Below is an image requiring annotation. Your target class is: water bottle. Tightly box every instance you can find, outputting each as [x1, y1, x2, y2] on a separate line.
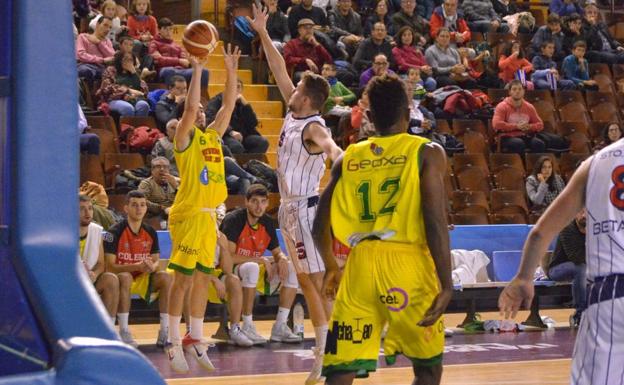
[293, 303, 305, 339]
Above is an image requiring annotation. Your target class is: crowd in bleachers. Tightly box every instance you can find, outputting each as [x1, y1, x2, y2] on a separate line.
[75, 0, 624, 234]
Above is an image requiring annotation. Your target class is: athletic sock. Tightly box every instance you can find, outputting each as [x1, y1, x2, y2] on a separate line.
[242, 314, 253, 327]
[117, 313, 129, 332]
[159, 313, 169, 331]
[276, 307, 290, 325]
[169, 315, 182, 345]
[314, 325, 328, 351]
[190, 317, 204, 340]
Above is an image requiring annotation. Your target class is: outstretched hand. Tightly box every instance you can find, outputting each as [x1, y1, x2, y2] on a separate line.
[222, 43, 241, 72]
[246, 3, 269, 33]
[498, 277, 534, 319]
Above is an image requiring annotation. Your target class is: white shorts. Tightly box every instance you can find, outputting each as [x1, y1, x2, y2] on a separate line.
[278, 196, 325, 275]
[571, 278, 624, 385]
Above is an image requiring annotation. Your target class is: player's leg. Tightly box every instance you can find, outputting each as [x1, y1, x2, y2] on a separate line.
[182, 268, 216, 371]
[152, 271, 172, 347]
[237, 262, 267, 344]
[271, 261, 302, 343]
[167, 270, 193, 373]
[412, 364, 442, 385]
[116, 272, 138, 347]
[224, 273, 253, 347]
[309, 271, 332, 321]
[95, 271, 119, 324]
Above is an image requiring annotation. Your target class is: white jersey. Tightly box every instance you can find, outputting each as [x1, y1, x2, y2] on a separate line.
[277, 112, 328, 199]
[586, 139, 624, 280]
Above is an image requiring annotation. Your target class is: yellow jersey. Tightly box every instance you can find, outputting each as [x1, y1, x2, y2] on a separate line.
[331, 133, 429, 247]
[169, 126, 227, 223]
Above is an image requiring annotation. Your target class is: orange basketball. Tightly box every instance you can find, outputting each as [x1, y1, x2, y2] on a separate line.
[182, 20, 219, 58]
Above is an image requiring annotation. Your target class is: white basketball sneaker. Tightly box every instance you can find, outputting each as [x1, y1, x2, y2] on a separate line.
[270, 322, 303, 343]
[305, 346, 325, 385]
[182, 334, 216, 372]
[229, 325, 254, 347]
[167, 344, 189, 373]
[241, 323, 267, 345]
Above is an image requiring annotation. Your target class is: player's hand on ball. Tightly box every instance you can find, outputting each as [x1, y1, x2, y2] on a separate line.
[247, 3, 269, 32]
[418, 288, 452, 327]
[322, 269, 342, 300]
[498, 277, 534, 319]
[222, 43, 241, 72]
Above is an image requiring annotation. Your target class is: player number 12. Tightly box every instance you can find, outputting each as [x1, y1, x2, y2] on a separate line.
[356, 178, 400, 221]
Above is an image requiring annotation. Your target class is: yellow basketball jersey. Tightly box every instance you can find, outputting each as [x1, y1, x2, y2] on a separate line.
[170, 126, 227, 222]
[331, 133, 429, 247]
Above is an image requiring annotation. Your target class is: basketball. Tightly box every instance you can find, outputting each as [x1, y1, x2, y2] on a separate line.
[182, 20, 219, 58]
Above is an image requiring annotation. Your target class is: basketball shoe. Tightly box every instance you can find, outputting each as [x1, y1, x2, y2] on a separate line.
[182, 333, 216, 371]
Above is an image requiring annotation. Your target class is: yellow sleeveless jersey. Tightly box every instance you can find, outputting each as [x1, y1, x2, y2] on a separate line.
[169, 126, 227, 222]
[331, 133, 429, 247]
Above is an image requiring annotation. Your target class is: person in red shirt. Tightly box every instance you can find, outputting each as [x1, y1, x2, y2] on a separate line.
[283, 18, 333, 83]
[220, 184, 302, 344]
[429, 0, 471, 47]
[104, 190, 172, 348]
[149, 17, 209, 87]
[127, 0, 157, 43]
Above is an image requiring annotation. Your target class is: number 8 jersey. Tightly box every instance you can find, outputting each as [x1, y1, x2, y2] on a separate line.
[331, 133, 430, 248]
[586, 139, 624, 280]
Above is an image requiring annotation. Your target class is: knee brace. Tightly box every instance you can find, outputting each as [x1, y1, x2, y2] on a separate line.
[238, 262, 260, 288]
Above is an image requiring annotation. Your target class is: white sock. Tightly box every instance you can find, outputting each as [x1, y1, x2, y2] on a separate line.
[314, 325, 328, 351]
[169, 315, 182, 345]
[185, 316, 191, 334]
[276, 307, 290, 325]
[242, 314, 253, 327]
[160, 313, 169, 331]
[190, 317, 204, 340]
[117, 313, 129, 332]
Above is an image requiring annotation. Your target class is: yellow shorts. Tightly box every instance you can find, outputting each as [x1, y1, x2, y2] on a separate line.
[168, 210, 217, 275]
[323, 240, 444, 378]
[131, 272, 158, 304]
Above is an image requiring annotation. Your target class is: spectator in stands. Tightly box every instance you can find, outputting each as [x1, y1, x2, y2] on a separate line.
[284, 19, 333, 80]
[322, 63, 356, 116]
[78, 104, 101, 155]
[127, 0, 157, 44]
[492, 79, 545, 154]
[391, 0, 429, 42]
[89, 0, 124, 45]
[137, 156, 178, 219]
[104, 190, 172, 348]
[205, 79, 269, 154]
[531, 40, 576, 90]
[549, 0, 583, 17]
[155, 75, 187, 132]
[461, 0, 509, 33]
[562, 41, 599, 91]
[425, 28, 475, 88]
[118, 35, 156, 81]
[288, 0, 328, 38]
[405, 70, 437, 136]
[149, 17, 209, 87]
[359, 53, 396, 89]
[417, 0, 435, 20]
[265, 0, 290, 52]
[220, 184, 303, 344]
[594, 122, 623, 152]
[97, 51, 150, 116]
[328, 0, 364, 58]
[351, 89, 377, 141]
[364, 0, 395, 37]
[546, 209, 586, 328]
[582, 4, 624, 64]
[429, 0, 471, 49]
[79, 194, 119, 325]
[491, 0, 522, 19]
[526, 156, 565, 213]
[76, 16, 115, 83]
[562, 13, 585, 56]
[498, 40, 534, 89]
[392, 26, 437, 91]
[530, 14, 565, 61]
[353, 22, 394, 73]
[151, 119, 179, 176]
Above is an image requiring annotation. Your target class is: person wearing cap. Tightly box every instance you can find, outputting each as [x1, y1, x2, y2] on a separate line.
[219, 184, 303, 344]
[288, 0, 329, 38]
[148, 17, 209, 87]
[284, 18, 333, 81]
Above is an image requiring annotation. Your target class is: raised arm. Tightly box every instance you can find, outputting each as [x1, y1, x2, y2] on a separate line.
[175, 56, 204, 151]
[207, 44, 241, 137]
[247, 4, 295, 102]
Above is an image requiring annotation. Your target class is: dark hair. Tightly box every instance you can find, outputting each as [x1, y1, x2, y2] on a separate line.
[532, 156, 557, 191]
[503, 40, 525, 59]
[602, 122, 623, 145]
[130, 0, 152, 16]
[365, 74, 409, 135]
[158, 17, 173, 28]
[546, 14, 560, 25]
[97, 16, 113, 25]
[573, 40, 587, 50]
[118, 35, 133, 46]
[245, 183, 269, 200]
[168, 75, 186, 88]
[436, 27, 450, 37]
[375, 0, 389, 13]
[394, 26, 418, 48]
[301, 72, 330, 111]
[540, 39, 555, 50]
[113, 51, 136, 74]
[508, 79, 524, 91]
[563, 13, 582, 28]
[126, 190, 146, 203]
[79, 194, 91, 203]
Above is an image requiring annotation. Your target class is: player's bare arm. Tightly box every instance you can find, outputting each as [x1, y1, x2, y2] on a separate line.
[303, 122, 343, 161]
[175, 56, 205, 151]
[499, 157, 590, 319]
[208, 44, 241, 137]
[105, 253, 148, 274]
[418, 142, 453, 327]
[91, 242, 106, 277]
[312, 155, 344, 300]
[246, 3, 295, 102]
[271, 248, 289, 281]
[217, 232, 236, 276]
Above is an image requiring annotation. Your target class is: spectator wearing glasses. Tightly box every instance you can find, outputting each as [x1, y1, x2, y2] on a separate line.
[359, 53, 396, 89]
[353, 22, 395, 72]
[430, 0, 471, 49]
[138, 156, 179, 219]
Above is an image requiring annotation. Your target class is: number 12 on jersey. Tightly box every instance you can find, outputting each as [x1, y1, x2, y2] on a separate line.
[356, 177, 400, 221]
